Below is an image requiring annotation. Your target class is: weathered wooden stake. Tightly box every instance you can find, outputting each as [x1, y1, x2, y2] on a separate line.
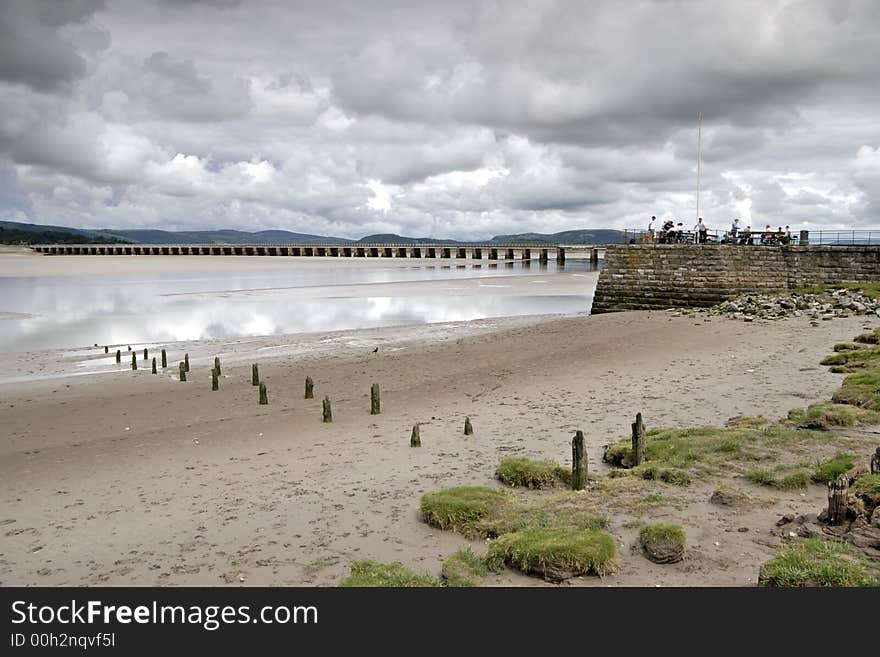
[370, 383, 380, 415]
[631, 412, 646, 466]
[872, 447, 880, 475]
[305, 376, 314, 399]
[259, 381, 268, 405]
[322, 396, 332, 423]
[161, 349, 167, 368]
[410, 423, 421, 447]
[214, 356, 221, 376]
[131, 352, 137, 371]
[143, 347, 148, 361]
[212, 368, 219, 391]
[464, 417, 473, 435]
[104, 346, 108, 354]
[826, 473, 849, 525]
[184, 353, 190, 372]
[151, 357, 157, 374]
[179, 362, 186, 382]
[252, 363, 260, 386]
[115, 349, 121, 364]
[572, 430, 588, 490]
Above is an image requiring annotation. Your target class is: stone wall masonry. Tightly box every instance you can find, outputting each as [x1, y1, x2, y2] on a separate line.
[591, 244, 880, 313]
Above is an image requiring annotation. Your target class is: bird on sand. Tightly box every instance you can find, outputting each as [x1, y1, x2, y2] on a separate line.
[373, 347, 379, 353]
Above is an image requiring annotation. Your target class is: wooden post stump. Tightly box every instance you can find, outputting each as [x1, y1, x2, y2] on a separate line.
[252, 364, 259, 386]
[184, 353, 190, 372]
[161, 349, 167, 368]
[572, 430, 588, 490]
[322, 396, 332, 423]
[143, 347, 148, 361]
[826, 473, 849, 525]
[410, 423, 421, 447]
[212, 368, 219, 391]
[370, 383, 380, 415]
[179, 362, 186, 382]
[131, 353, 137, 371]
[214, 356, 221, 376]
[464, 417, 473, 435]
[115, 349, 121, 364]
[305, 376, 314, 399]
[631, 412, 646, 466]
[872, 447, 880, 475]
[151, 357, 157, 374]
[259, 382, 268, 405]
[104, 346, 108, 354]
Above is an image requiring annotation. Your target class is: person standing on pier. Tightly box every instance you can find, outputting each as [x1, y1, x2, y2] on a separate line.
[694, 217, 708, 243]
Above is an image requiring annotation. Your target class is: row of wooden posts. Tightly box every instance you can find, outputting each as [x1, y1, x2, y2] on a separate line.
[106, 343, 477, 438]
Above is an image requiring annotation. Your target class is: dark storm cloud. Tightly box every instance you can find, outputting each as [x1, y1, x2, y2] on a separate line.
[0, 0, 879, 236]
[0, 0, 105, 90]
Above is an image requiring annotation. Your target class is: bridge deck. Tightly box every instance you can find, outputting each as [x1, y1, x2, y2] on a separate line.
[30, 243, 605, 263]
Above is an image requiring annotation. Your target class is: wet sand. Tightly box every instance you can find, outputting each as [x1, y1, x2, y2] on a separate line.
[2, 291, 877, 586]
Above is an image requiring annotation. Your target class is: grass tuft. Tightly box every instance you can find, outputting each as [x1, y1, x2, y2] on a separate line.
[747, 468, 810, 489]
[833, 343, 865, 352]
[486, 527, 616, 581]
[852, 474, 880, 508]
[759, 538, 880, 587]
[420, 486, 514, 537]
[496, 456, 570, 489]
[811, 453, 855, 483]
[441, 547, 498, 587]
[639, 523, 686, 564]
[340, 561, 441, 587]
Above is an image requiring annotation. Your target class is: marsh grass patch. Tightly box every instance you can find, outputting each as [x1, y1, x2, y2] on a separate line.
[340, 561, 441, 587]
[420, 486, 606, 539]
[794, 403, 880, 429]
[496, 456, 570, 489]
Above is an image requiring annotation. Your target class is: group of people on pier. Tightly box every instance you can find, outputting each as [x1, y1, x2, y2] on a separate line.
[646, 217, 794, 245]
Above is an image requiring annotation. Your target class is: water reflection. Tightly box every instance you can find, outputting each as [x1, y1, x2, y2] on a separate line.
[0, 261, 597, 352]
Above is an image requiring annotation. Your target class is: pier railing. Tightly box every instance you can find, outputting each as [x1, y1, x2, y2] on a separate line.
[623, 229, 880, 246]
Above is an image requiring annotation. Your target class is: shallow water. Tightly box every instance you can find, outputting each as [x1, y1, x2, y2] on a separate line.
[0, 260, 597, 352]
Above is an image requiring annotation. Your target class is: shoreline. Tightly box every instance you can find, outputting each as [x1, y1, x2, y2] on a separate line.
[2, 308, 877, 586]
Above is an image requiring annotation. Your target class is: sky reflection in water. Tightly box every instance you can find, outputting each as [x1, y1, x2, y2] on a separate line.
[0, 261, 596, 352]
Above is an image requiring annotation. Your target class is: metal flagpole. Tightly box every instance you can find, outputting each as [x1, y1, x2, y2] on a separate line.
[696, 112, 702, 222]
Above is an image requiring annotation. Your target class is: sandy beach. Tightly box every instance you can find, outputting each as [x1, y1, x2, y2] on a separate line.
[2, 249, 878, 588]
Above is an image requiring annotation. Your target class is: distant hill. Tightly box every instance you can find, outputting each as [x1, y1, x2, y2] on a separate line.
[97, 228, 352, 245]
[489, 229, 625, 244]
[0, 221, 130, 245]
[356, 234, 465, 244]
[1, 220, 625, 246]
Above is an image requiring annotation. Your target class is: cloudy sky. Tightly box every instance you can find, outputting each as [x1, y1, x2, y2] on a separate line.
[1, 0, 879, 239]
